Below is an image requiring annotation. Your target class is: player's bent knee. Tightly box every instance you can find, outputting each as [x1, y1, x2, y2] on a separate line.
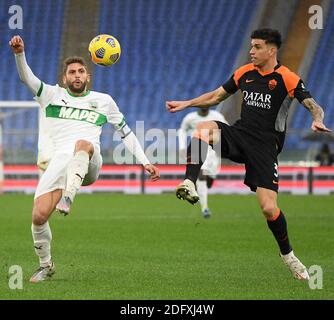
[194, 121, 218, 144]
[260, 204, 277, 218]
[75, 139, 92, 150]
[32, 211, 48, 225]
[32, 202, 52, 225]
[195, 121, 218, 131]
[75, 140, 94, 157]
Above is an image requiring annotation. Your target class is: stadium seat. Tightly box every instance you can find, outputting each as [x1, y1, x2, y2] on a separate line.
[286, 1, 334, 150]
[1, 0, 257, 156]
[0, 0, 64, 155]
[94, 0, 258, 149]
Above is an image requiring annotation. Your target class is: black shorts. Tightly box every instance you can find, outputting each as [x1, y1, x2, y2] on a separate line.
[214, 121, 279, 192]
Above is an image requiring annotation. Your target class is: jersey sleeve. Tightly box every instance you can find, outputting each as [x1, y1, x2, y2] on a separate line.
[293, 79, 312, 103]
[34, 82, 58, 108]
[105, 96, 126, 129]
[222, 64, 254, 94]
[277, 67, 313, 102]
[15, 52, 41, 96]
[222, 75, 238, 94]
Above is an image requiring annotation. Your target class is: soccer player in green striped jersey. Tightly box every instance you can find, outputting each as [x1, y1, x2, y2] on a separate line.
[10, 35, 159, 283]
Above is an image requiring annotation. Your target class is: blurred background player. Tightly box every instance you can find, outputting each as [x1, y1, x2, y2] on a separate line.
[178, 108, 228, 218]
[10, 35, 160, 283]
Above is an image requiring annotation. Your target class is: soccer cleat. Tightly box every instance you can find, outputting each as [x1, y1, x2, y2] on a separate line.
[280, 251, 310, 280]
[56, 196, 72, 216]
[202, 208, 212, 219]
[29, 261, 56, 283]
[176, 179, 200, 205]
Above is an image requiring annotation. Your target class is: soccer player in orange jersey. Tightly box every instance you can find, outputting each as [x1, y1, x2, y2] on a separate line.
[166, 28, 331, 280]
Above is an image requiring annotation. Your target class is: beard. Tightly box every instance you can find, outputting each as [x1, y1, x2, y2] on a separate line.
[67, 80, 88, 94]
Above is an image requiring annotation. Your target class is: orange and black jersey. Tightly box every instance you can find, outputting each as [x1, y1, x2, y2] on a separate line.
[222, 63, 312, 150]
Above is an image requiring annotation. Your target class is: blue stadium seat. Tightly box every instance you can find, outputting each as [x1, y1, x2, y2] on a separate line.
[286, 1, 334, 150]
[94, 0, 258, 149]
[1, 0, 257, 156]
[0, 0, 64, 154]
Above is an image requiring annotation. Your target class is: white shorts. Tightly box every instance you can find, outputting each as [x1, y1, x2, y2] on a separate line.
[201, 148, 221, 177]
[34, 148, 102, 199]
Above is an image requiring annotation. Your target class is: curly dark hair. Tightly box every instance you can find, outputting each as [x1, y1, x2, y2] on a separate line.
[251, 28, 282, 49]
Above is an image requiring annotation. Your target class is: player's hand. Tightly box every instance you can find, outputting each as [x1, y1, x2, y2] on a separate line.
[166, 101, 190, 113]
[144, 164, 160, 181]
[9, 35, 24, 54]
[311, 121, 332, 132]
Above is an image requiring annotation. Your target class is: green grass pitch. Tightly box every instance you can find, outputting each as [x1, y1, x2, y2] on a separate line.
[0, 193, 333, 300]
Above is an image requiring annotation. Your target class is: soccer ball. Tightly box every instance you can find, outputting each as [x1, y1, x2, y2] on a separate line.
[88, 34, 121, 66]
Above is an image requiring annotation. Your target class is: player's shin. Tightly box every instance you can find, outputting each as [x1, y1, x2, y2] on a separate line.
[64, 150, 89, 202]
[31, 222, 52, 267]
[267, 209, 292, 255]
[185, 137, 209, 183]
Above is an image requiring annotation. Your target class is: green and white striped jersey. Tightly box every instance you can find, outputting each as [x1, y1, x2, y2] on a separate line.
[36, 82, 125, 155]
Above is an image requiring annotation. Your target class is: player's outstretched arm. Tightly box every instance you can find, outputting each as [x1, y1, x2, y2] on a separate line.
[116, 123, 160, 181]
[9, 35, 41, 96]
[302, 98, 332, 132]
[123, 131, 160, 181]
[166, 86, 230, 113]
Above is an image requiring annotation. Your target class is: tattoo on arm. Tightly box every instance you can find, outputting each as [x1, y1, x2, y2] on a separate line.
[302, 98, 324, 122]
[217, 90, 231, 103]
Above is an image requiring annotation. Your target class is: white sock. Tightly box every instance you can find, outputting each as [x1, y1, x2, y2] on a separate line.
[65, 150, 89, 202]
[31, 222, 52, 267]
[196, 180, 208, 211]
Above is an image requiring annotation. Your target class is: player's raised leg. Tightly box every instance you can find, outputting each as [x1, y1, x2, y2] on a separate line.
[256, 187, 309, 280]
[30, 189, 61, 283]
[56, 140, 93, 215]
[177, 121, 218, 204]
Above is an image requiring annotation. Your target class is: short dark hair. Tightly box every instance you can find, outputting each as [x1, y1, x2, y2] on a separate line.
[63, 56, 88, 75]
[251, 28, 282, 49]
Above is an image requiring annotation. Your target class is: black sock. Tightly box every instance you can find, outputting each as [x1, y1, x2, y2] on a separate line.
[267, 210, 292, 255]
[185, 137, 209, 183]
